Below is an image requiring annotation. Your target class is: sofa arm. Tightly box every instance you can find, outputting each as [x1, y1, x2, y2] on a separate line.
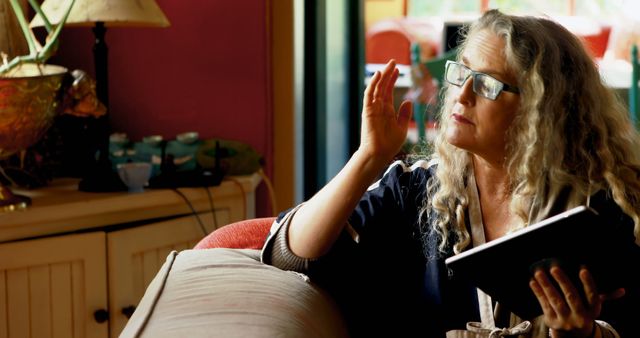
[119, 248, 349, 338]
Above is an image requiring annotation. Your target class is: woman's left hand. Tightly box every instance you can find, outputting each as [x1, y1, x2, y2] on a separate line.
[529, 266, 625, 338]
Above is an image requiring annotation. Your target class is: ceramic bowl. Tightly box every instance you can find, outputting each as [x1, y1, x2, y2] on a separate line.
[116, 162, 152, 193]
[176, 131, 199, 144]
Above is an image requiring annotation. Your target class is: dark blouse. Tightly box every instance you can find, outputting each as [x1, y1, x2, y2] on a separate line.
[261, 160, 640, 338]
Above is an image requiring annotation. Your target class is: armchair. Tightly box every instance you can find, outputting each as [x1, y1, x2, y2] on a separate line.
[119, 217, 349, 338]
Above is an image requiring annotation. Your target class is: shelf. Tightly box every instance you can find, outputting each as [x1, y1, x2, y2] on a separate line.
[0, 173, 261, 243]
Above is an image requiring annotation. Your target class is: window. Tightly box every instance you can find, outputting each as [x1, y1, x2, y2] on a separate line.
[406, 0, 627, 19]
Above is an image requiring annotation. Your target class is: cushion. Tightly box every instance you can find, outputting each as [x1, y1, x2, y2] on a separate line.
[193, 217, 275, 250]
[119, 248, 349, 338]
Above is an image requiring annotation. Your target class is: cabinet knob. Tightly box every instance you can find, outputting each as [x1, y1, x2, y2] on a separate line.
[93, 309, 109, 323]
[122, 305, 137, 319]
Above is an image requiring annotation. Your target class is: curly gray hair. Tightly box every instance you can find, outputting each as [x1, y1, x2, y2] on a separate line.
[424, 9, 640, 253]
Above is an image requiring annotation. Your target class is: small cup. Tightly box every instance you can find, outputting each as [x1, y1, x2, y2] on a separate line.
[142, 135, 163, 146]
[176, 131, 199, 144]
[117, 162, 152, 193]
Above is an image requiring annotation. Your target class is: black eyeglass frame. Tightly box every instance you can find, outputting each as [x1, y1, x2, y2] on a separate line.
[444, 60, 520, 100]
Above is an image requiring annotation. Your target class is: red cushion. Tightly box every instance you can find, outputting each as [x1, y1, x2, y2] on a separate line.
[193, 217, 276, 250]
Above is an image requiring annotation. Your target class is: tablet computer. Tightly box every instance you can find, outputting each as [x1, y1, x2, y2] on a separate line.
[444, 205, 629, 319]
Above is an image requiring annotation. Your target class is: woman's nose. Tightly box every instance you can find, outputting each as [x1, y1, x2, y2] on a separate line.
[456, 76, 476, 105]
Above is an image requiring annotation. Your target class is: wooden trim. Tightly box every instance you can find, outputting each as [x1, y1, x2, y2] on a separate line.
[271, 0, 295, 211]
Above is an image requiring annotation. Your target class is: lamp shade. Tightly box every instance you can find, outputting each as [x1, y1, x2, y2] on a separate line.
[30, 0, 170, 28]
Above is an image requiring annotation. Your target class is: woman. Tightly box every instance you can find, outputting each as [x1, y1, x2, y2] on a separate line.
[262, 9, 640, 338]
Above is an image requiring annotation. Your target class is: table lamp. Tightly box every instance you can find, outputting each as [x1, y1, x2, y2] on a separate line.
[30, 0, 170, 192]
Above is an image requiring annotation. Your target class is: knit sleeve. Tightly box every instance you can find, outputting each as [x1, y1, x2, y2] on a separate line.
[260, 204, 313, 272]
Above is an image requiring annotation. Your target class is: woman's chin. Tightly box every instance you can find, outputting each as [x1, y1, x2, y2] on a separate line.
[445, 126, 472, 151]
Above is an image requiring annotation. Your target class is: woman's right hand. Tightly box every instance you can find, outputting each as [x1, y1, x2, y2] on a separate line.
[360, 60, 413, 166]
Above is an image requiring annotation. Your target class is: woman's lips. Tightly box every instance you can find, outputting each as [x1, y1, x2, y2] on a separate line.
[452, 113, 473, 125]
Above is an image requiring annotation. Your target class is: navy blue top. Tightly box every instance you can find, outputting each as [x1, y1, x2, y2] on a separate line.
[265, 161, 640, 337]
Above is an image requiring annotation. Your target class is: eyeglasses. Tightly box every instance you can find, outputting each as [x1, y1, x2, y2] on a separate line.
[444, 60, 520, 101]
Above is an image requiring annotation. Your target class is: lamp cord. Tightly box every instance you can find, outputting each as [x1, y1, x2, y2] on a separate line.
[204, 186, 218, 231]
[171, 188, 208, 236]
[0, 165, 18, 187]
[170, 172, 270, 237]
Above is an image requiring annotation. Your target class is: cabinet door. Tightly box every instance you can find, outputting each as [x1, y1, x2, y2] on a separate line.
[106, 211, 223, 338]
[0, 232, 108, 338]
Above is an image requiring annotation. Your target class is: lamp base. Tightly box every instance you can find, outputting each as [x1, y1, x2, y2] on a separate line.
[0, 185, 30, 212]
[78, 158, 128, 192]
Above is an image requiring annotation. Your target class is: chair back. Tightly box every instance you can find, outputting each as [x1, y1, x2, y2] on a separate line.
[630, 43, 639, 127]
[424, 47, 458, 88]
[410, 45, 457, 141]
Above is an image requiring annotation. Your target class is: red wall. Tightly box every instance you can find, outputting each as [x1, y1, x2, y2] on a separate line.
[49, 1, 274, 216]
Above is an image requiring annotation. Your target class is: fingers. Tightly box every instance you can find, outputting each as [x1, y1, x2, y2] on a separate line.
[372, 60, 398, 102]
[398, 100, 413, 127]
[364, 70, 381, 105]
[550, 266, 586, 314]
[532, 266, 608, 338]
[577, 267, 600, 312]
[530, 270, 557, 318]
[530, 267, 574, 320]
[386, 68, 399, 107]
[600, 288, 625, 301]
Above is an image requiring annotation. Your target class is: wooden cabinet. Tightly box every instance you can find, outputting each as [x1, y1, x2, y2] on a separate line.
[106, 212, 221, 336]
[0, 174, 261, 338]
[0, 232, 108, 338]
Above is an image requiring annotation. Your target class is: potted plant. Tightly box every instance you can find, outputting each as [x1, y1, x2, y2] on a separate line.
[0, 0, 74, 211]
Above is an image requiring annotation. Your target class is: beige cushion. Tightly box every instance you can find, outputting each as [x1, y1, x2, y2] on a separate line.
[120, 248, 349, 338]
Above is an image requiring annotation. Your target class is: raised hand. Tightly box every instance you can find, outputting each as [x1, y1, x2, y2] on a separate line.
[360, 60, 413, 166]
[286, 60, 414, 259]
